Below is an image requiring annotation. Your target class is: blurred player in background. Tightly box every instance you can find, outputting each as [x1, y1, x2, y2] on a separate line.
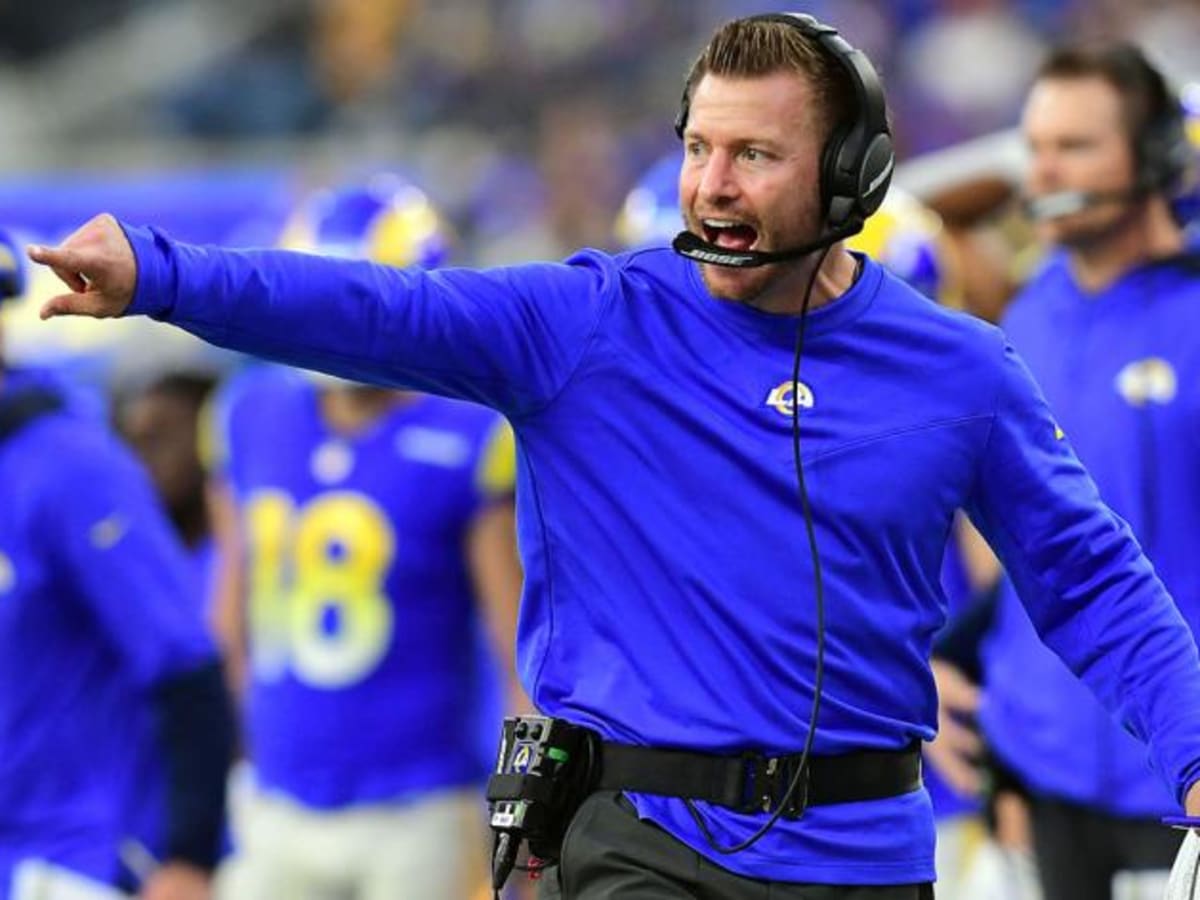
[932, 42, 1200, 900]
[0, 225, 234, 900]
[1169, 80, 1200, 232]
[615, 153, 1000, 900]
[113, 369, 229, 893]
[209, 174, 524, 900]
[116, 371, 224, 618]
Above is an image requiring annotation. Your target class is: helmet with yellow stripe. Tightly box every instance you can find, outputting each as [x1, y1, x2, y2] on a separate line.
[845, 187, 955, 304]
[281, 171, 452, 268]
[614, 153, 682, 250]
[1172, 82, 1200, 226]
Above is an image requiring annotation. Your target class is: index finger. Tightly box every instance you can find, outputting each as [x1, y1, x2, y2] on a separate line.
[28, 243, 81, 271]
[27, 244, 90, 293]
[27, 248, 87, 294]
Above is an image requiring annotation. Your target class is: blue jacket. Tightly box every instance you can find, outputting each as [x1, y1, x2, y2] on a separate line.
[983, 251, 1200, 817]
[121, 226, 1200, 884]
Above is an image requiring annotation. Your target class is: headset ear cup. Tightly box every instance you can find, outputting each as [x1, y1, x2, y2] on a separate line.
[1150, 114, 1191, 191]
[820, 126, 855, 228]
[857, 132, 896, 219]
[823, 129, 895, 230]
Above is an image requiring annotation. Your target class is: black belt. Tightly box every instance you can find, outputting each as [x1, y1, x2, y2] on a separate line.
[595, 741, 922, 818]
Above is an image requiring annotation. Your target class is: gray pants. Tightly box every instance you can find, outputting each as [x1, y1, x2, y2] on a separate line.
[537, 791, 934, 900]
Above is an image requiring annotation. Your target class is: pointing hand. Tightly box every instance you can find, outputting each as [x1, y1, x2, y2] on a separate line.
[28, 213, 137, 320]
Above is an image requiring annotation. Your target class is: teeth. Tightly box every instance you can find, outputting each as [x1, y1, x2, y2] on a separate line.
[703, 219, 744, 229]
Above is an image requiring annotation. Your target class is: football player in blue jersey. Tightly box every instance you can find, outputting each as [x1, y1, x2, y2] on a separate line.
[928, 43, 1200, 900]
[204, 174, 523, 900]
[29, 12, 1200, 900]
[0, 223, 234, 900]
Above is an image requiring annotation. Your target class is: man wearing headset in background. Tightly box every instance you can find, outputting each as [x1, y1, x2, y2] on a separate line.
[930, 43, 1200, 900]
[26, 12, 1200, 900]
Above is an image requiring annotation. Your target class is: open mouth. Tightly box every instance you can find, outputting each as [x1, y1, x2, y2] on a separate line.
[702, 218, 759, 251]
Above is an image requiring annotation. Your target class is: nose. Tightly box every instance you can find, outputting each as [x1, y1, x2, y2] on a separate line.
[696, 149, 740, 206]
[1025, 142, 1061, 194]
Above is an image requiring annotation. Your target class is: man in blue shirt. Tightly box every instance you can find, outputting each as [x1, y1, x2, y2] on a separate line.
[27, 13, 1200, 900]
[931, 43, 1200, 900]
[616, 150, 992, 900]
[0, 224, 234, 900]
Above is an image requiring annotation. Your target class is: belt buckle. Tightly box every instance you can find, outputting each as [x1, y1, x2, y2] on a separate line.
[739, 753, 808, 818]
[734, 751, 767, 814]
[763, 755, 809, 819]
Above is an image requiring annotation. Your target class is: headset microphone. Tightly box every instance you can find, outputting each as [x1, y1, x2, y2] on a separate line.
[672, 223, 862, 269]
[1023, 185, 1148, 221]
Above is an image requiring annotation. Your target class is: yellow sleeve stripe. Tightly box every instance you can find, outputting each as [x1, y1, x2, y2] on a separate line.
[475, 419, 516, 497]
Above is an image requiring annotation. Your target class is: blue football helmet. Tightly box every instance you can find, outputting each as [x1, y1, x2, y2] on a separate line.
[846, 188, 949, 302]
[1172, 82, 1200, 227]
[0, 227, 26, 302]
[281, 172, 451, 268]
[614, 152, 684, 250]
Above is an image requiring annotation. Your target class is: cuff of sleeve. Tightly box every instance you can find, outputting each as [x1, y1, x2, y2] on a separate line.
[1175, 756, 1200, 807]
[121, 223, 173, 319]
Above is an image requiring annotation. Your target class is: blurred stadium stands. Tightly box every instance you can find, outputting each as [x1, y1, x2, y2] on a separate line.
[2, 0, 1200, 371]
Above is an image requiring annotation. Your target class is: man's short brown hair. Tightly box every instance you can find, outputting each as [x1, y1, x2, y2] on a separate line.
[681, 15, 855, 142]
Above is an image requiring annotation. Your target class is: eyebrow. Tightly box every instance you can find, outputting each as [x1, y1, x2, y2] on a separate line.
[682, 130, 789, 153]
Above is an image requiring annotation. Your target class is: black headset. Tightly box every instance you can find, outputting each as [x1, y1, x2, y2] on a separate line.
[1113, 45, 1192, 193]
[673, 11, 895, 233]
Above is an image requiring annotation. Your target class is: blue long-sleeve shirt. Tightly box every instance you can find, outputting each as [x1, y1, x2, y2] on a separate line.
[982, 251, 1200, 817]
[120, 225, 1200, 884]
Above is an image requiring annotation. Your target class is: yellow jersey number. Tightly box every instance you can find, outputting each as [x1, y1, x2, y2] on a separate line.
[245, 489, 396, 689]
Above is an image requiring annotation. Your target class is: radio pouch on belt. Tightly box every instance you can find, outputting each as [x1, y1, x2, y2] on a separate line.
[486, 715, 600, 892]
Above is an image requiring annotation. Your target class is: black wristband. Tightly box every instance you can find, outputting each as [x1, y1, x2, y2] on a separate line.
[931, 579, 1002, 683]
[154, 660, 235, 871]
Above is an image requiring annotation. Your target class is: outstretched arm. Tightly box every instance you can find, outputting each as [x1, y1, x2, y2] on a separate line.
[31, 215, 619, 417]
